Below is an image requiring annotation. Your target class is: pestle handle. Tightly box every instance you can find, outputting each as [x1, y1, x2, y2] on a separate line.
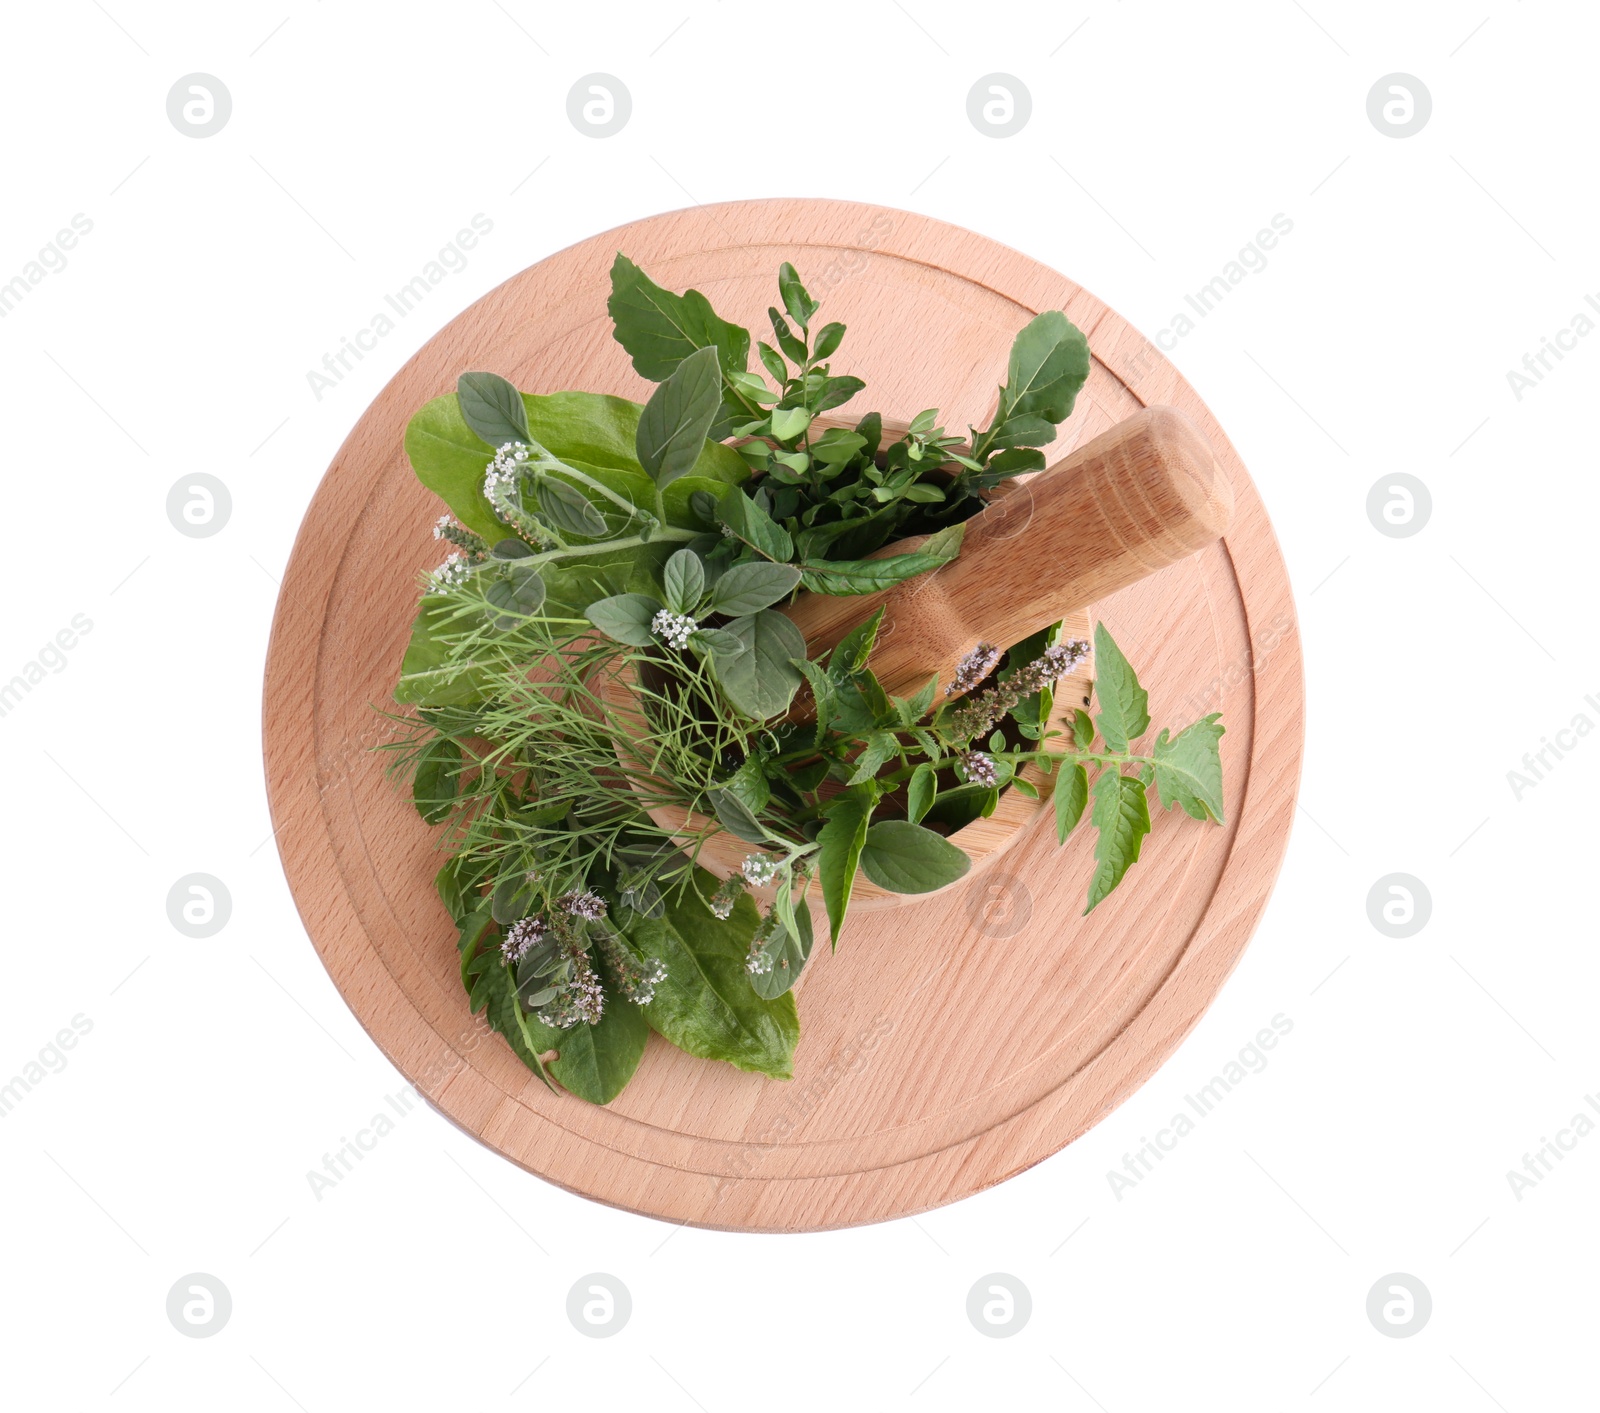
[781, 405, 1233, 700]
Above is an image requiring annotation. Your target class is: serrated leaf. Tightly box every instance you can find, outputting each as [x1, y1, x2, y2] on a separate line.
[846, 730, 898, 785]
[1092, 621, 1149, 751]
[585, 592, 660, 647]
[1054, 761, 1089, 843]
[1085, 770, 1150, 913]
[816, 786, 872, 946]
[456, 371, 529, 447]
[636, 345, 724, 489]
[1151, 714, 1226, 823]
[662, 548, 705, 614]
[828, 605, 884, 676]
[708, 561, 801, 616]
[858, 820, 971, 895]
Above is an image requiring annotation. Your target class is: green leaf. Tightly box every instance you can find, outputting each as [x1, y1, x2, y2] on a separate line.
[986, 414, 1061, 450]
[396, 595, 493, 706]
[459, 919, 553, 1092]
[536, 474, 609, 539]
[751, 892, 813, 1000]
[1085, 770, 1150, 913]
[798, 550, 947, 595]
[768, 307, 806, 364]
[708, 788, 771, 844]
[636, 344, 723, 490]
[829, 605, 884, 675]
[814, 376, 865, 412]
[662, 548, 705, 614]
[708, 561, 801, 616]
[490, 870, 536, 925]
[405, 387, 745, 547]
[625, 879, 798, 1079]
[713, 610, 807, 719]
[689, 626, 745, 659]
[846, 730, 898, 785]
[1072, 709, 1096, 750]
[715, 485, 794, 561]
[997, 310, 1090, 428]
[769, 405, 812, 442]
[586, 592, 660, 647]
[981, 447, 1047, 482]
[858, 820, 972, 894]
[484, 563, 547, 629]
[815, 787, 872, 946]
[777, 261, 816, 330]
[412, 736, 461, 824]
[456, 371, 529, 447]
[1151, 714, 1226, 823]
[608, 254, 752, 430]
[1054, 761, 1089, 843]
[906, 762, 937, 824]
[906, 673, 939, 721]
[811, 321, 846, 360]
[1092, 622, 1150, 751]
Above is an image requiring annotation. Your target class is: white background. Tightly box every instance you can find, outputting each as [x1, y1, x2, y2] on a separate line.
[2, 1, 1596, 1407]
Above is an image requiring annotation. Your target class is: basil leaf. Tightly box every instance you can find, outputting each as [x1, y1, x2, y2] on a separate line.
[1054, 761, 1089, 843]
[662, 548, 705, 615]
[1092, 622, 1149, 751]
[816, 786, 873, 945]
[715, 485, 793, 561]
[412, 736, 461, 824]
[999, 310, 1090, 427]
[460, 919, 553, 1092]
[522, 968, 649, 1107]
[708, 561, 801, 616]
[1084, 770, 1151, 913]
[1151, 714, 1226, 823]
[586, 592, 660, 647]
[636, 345, 723, 490]
[625, 881, 798, 1079]
[537, 475, 608, 539]
[907, 762, 937, 824]
[858, 820, 971, 894]
[456, 371, 529, 447]
[713, 609, 807, 719]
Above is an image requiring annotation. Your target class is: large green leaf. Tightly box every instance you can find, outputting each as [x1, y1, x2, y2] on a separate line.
[715, 485, 793, 562]
[517, 969, 650, 1106]
[708, 561, 801, 616]
[1085, 769, 1150, 913]
[1151, 715, 1226, 823]
[625, 879, 798, 1079]
[713, 609, 806, 719]
[405, 387, 746, 545]
[999, 310, 1090, 428]
[815, 786, 872, 945]
[1092, 622, 1150, 751]
[857, 820, 971, 894]
[457, 371, 530, 446]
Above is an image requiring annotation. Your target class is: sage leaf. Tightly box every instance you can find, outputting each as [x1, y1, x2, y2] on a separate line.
[715, 485, 793, 561]
[662, 547, 705, 615]
[537, 475, 608, 539]
[636, 344, 723, 489]
[1092, 622, 1149, 751]
[858, 820, 971, 894]
[456, 371, 529, 447]
[708, 561, 801, 616]
[513, 957, 649, 1105]
[816, 786, 873, 946]
[713, 609, 807, 719]
[412, 736, 461, 824]
[1085, 770, 1150, 913]
[1054, 761, 1089, 842]
[586, 592, 660, 647]
[1151, 714, 1226, 823]
[624, 879, 798, 1079]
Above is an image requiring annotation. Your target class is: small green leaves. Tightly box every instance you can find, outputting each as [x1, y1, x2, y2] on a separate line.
[662, 548, 705, 614]
[708, 561, 801, 616]
[778, 261, 818, 330]
[750, 890, 813, 1000]
[456, 371, 529, 447]
[1072, 708, 1096, 751]
[1151, 714, 1226, 822]
[1053, 761, 1089, 843]
[1092, 622, 1150, 751]
[586, 592, 660, 647]
[713, 609, 807, 719]
[1085, 770, 1150, 913]
[412, 736, 461, 824]
[637, 345, 723, 489]
[858, 820, 972, 894]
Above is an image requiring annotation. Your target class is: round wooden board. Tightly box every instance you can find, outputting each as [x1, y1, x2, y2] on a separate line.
[263, 200, 1304, 1233]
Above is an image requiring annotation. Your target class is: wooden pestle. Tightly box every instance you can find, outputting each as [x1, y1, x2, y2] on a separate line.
[781, 405, 1233, 699]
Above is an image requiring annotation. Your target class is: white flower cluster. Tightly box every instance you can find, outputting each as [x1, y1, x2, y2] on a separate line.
[501, 915, 545, 964]
[483, 441, 531, 521]
[740, 853, 780, 886]
[428, 552, 471, 591]
[651, 609, 698, 650]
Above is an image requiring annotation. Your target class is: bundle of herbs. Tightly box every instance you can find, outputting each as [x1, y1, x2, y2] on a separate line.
[388, 256, 1225, 1103]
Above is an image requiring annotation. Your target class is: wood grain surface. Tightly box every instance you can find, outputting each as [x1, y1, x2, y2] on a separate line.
[262, 200, 1304, 1232]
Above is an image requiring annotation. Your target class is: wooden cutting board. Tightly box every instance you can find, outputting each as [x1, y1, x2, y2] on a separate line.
[263, 200, 1303, 1232]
